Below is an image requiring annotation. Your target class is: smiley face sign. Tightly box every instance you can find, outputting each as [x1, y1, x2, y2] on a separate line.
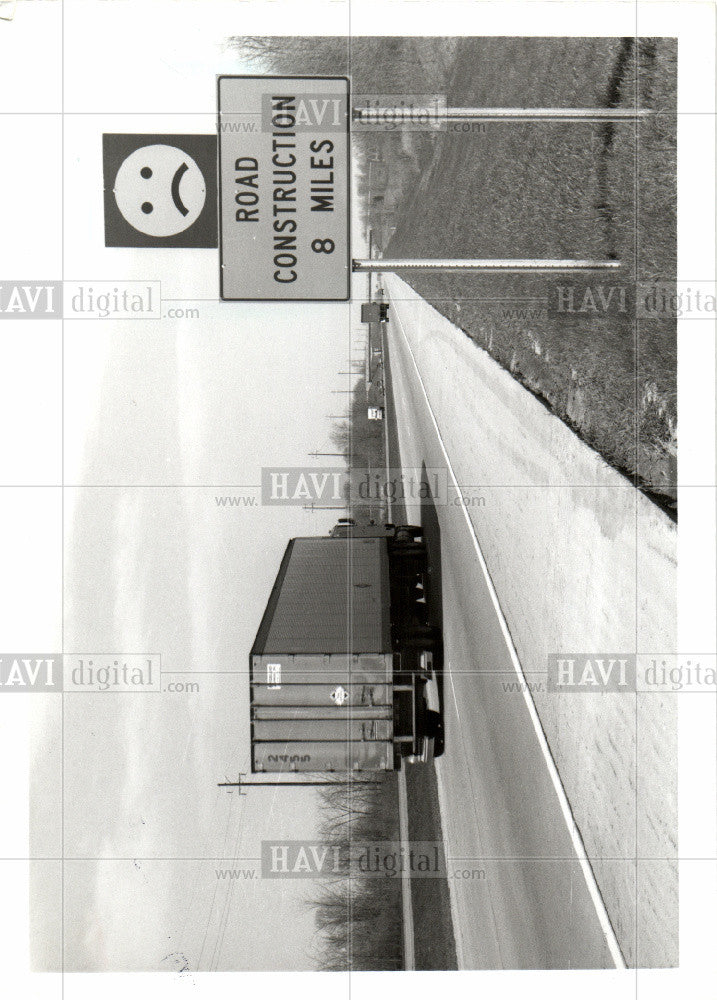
[114, 144, 206, 237]
[103, 134, 217, 248]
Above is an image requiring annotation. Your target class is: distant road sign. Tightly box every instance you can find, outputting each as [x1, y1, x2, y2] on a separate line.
[361, 302, 381, 323]
[103, 134, 218, 248]
[218, 76, 350, 301]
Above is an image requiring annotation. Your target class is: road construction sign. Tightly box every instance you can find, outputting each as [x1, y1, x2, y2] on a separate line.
[218, 76, 350, 301]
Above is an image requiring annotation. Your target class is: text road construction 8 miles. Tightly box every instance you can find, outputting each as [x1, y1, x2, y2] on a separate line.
[218, 76, 350, 301]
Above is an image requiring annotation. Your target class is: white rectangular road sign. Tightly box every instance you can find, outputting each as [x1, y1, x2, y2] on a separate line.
[218, 76, 350, 301]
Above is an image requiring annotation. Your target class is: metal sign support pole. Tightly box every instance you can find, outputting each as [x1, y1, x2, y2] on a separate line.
[353, 106, 654, 125]
[351, 108, 643, 273]
[352, 258, 621, 274]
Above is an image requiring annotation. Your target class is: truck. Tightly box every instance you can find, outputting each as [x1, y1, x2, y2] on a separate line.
[250, 520, 443, 773]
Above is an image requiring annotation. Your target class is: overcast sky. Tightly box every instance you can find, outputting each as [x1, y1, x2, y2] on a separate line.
[30, 1, 369, 972]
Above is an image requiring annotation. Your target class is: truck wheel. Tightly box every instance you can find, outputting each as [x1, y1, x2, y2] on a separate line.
[424, 710, 442, 739]
[412, 624, 441, 643]
[394, 541, 426, 561]
[414, 598, 429, 624]
[395, 525, 422, 543]
[433, 726, 445, 758]
[404, 625, 441, 649]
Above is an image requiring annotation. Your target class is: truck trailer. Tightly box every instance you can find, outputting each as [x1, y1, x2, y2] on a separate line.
[250, 521, 442, 773]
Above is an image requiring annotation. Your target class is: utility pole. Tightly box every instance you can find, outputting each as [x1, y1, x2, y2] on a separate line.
[303, 504, 350, 513]
[219, 775, 381, 790]
[218, 774, 247, 795]
[367, 229, 373, 301]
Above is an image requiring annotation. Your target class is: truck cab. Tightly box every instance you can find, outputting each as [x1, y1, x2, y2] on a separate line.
[332, 519, 444, 764]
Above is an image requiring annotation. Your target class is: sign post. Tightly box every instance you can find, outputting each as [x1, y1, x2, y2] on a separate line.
[214, 80, 641, 297]
[353, 106, 654, 125]
[353, 258, 622, 274]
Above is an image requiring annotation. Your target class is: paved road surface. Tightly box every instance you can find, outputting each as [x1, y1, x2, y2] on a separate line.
[381, 287, 623, 970]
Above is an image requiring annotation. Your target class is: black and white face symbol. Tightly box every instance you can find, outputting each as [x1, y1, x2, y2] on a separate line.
[103, 133, 217, 248]
[113, 144, 206, 237]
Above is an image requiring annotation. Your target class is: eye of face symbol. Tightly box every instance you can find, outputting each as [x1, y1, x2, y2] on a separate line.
[113, 144, 206, 237]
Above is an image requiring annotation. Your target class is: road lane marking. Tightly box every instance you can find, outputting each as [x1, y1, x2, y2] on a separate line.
[442, 657, 476, 969]
[387, 282, 627, 970]
[397, 769, 416, 971]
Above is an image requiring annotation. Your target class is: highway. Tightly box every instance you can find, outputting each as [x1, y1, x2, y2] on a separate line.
[380, 281, 626, 970]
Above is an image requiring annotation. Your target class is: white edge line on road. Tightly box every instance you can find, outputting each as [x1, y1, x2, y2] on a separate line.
[441, 665, 470, 968]
[388, 289, 627, 971]
[397, 767, 416, 971]
[379, 320, 416, 973]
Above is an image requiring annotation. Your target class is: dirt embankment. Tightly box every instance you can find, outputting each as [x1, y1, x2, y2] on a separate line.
[385, 37, 677, 513]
